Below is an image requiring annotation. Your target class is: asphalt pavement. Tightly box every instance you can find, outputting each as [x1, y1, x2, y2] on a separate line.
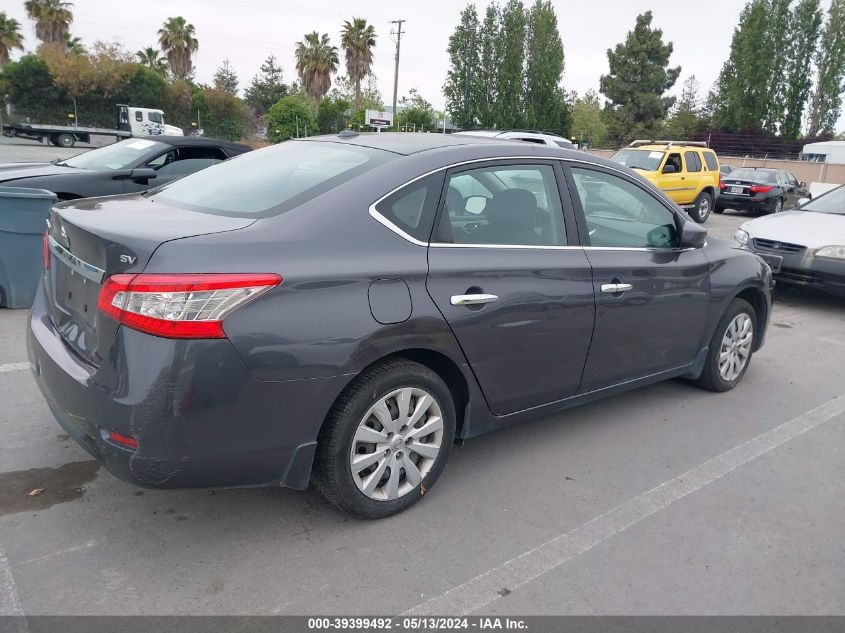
[0, 142, 843, 617]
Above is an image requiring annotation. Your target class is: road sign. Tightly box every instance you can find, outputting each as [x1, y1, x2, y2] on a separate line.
[366, 109, 393, 128]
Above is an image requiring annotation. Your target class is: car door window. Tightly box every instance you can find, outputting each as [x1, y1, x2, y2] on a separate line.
[664, 153, 682, 173]
[570, 168, 679, 249]
[146, 146, 228, 170]
[685, 151, 702, 172]
[436, 164, 566, 246]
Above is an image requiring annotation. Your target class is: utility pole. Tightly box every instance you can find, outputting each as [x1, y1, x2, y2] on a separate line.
[390, 19, 405, 130]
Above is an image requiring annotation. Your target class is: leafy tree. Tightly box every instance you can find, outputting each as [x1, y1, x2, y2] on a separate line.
[193, 86, 244, 140]
[570, 89, 607, 147]
[443, 4, 481, 129]
[762, 0, 792, 130]
[213, 58, 239, 96]
[599, 11, 680, 143]
[295, 32, 338, 106]
[711, 1, 777, 131]
[340, 18, 376, 111]
[317, 96, 351, 133]
[0, 54, 65, 122]
[782, 0, 823, 139]
[397, 88, 435, 131]
[24, 0, 73, 50]
[477, 3, 499, 127]
[124, 65, 168, 109]
[524, 0, 564, 131]
[328, 74, 383, 109]
[665, 75, 703, 139]
[244, 54, 288, 114]
[267, 94, 316, 142]
[807, 0, 845, 137]
[136, 46, 167, 75]
[62, 32, 84, 55]
[158, 16, 198, 80]
[0, 13, 24, 65]
[494, 0, 527, 128]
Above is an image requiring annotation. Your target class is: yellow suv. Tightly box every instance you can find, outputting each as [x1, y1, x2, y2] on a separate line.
[610, 141, 721, 223]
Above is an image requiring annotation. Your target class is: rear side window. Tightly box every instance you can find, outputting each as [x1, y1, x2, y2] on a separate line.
[703, 151, 718, 171]
[685, 151, 702, 172]
[374, 174, 444, 242]
[154, 141, 387, 217]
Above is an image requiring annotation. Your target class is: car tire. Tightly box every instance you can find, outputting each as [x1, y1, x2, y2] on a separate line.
[57, 133, 75, 148]
[313, 358, 456, 518]
[772, 197, 784, 214]
[690, 191, 713, 223]
[714, 206, 725, 214]
[696, 298, 757, 393]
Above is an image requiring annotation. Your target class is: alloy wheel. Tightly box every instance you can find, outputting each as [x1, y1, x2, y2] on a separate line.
[698, 195, 711, 221]
[349, 387, 444, 501]
[774, 198, 783, 213]
[718, 313, 754, 382]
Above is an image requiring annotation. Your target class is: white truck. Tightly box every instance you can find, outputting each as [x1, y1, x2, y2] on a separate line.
[2, 104, 183, 148]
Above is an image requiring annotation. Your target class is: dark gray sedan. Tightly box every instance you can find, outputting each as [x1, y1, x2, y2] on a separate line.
[28, 133, 772, 518]
[0, 136, 250, 200]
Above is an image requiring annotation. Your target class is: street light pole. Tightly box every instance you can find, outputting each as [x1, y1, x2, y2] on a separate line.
[390, 19, 405, 130]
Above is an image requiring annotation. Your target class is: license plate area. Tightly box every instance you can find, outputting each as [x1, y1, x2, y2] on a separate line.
[759, 253, 783, 273]
[730, 186, 744, 194]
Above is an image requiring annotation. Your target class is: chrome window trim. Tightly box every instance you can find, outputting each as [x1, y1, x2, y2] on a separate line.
[367, 154, 683, 250]
[48, 235, 105, 283]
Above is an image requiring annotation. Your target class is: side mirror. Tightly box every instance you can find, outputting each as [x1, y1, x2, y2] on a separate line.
[680, 220, 707, 248]
[799, 181, 807, 188]
[662, 164, 677, 174]
[796, 197, 810, 207]
[129, 168, 157, 183]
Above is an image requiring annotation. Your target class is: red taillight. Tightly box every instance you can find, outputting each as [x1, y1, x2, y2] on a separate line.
[108, 430, 138, 449]
[750, 185, 772, 194]
[719, 181, 727, 191]
[43, 231, 50, 270]
[97, 273, 282, 339]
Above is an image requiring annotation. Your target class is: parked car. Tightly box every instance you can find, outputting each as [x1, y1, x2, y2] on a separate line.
[720, 164, 736, 177]
[735, 185, 845, 297]
[609, 141, 721, 223]
[29, 133, 772, 518]
[716, 167, 808, 215]
[0, 136, 251, 200]
[453, 129, 575, 149]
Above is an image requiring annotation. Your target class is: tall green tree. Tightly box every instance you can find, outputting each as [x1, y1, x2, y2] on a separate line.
[157, 16, 198, 80]
[340, 18, 376, 111]
[599, 11, 680, 143]
[295, 31, 338, 106]
[136, 46, 167, 75]
[443, 4, 481, 129]
[244, 54, 289, 115]
[665, 75, 703, 139]
[213, 58, 239, 96]
[477, 3, 499, 127]
[570, 89, 607, 147]
[0, 13, 24, 65]
[267, 94, 316, 142]
[494, 0, 527, 128]
[523, 0, 564, 131]
[24, 0, 73, 50]
[782, 0, 823, 138]
[807, 0, 845, 137]
[763, 0, 792, 130]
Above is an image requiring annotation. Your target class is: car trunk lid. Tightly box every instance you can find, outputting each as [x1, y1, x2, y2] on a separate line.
[44, 194, 255, 366]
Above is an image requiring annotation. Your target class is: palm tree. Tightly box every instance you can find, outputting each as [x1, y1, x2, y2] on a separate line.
[24, 0, 73, 50]
[295, 32, 338, 105]
[136, 46, 167, 75]
[62, 32, 84, 55]
[340, 18, 376, 111]
[0, 13, 24, 65]
[157, 16, 198, 80]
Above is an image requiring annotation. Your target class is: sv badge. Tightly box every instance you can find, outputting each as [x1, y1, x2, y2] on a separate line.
[119, 254, 137, 265]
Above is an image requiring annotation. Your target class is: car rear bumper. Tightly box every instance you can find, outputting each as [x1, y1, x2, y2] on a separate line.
[716, 195, 777, 212]
[27, 282, 350, 490]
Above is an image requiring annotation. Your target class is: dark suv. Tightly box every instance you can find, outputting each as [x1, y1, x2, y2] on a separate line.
[29, 133, 772, 518]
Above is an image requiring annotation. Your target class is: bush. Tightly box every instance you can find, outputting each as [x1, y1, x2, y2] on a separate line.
[267, 95, 316, 142]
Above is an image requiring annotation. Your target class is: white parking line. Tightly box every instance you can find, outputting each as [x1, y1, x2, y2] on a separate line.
[404, 394, 845, 616]
[0, 363, 29, 374]
[0, 540, 24, 616]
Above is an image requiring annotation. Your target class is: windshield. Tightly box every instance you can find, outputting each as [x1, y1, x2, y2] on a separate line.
[61, 138, 167, 170]
[153, 141, 386, 216]
[610, 149, 664, 171]
[728, 169, 778, 183]
[800, 185, 845, 215]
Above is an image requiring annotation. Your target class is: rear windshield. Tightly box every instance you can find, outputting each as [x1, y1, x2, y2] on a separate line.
[153, 141, 386, 216]
[800, 185, 845, 215]
[728, 169, 778, 183]
[610, 149, 664, 171]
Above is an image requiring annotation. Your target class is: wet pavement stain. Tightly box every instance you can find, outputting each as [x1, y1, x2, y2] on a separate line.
[0, 461, 100, 516]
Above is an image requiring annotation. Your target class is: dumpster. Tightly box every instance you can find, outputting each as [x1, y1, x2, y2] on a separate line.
[0, 186, 57, 308]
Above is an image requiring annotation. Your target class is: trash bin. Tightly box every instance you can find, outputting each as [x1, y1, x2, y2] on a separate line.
[0, 186, 57, 309]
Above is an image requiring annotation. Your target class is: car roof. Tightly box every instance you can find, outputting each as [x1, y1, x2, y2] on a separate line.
[300, 132, 536, 156]
[151, 135, 252, 152]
